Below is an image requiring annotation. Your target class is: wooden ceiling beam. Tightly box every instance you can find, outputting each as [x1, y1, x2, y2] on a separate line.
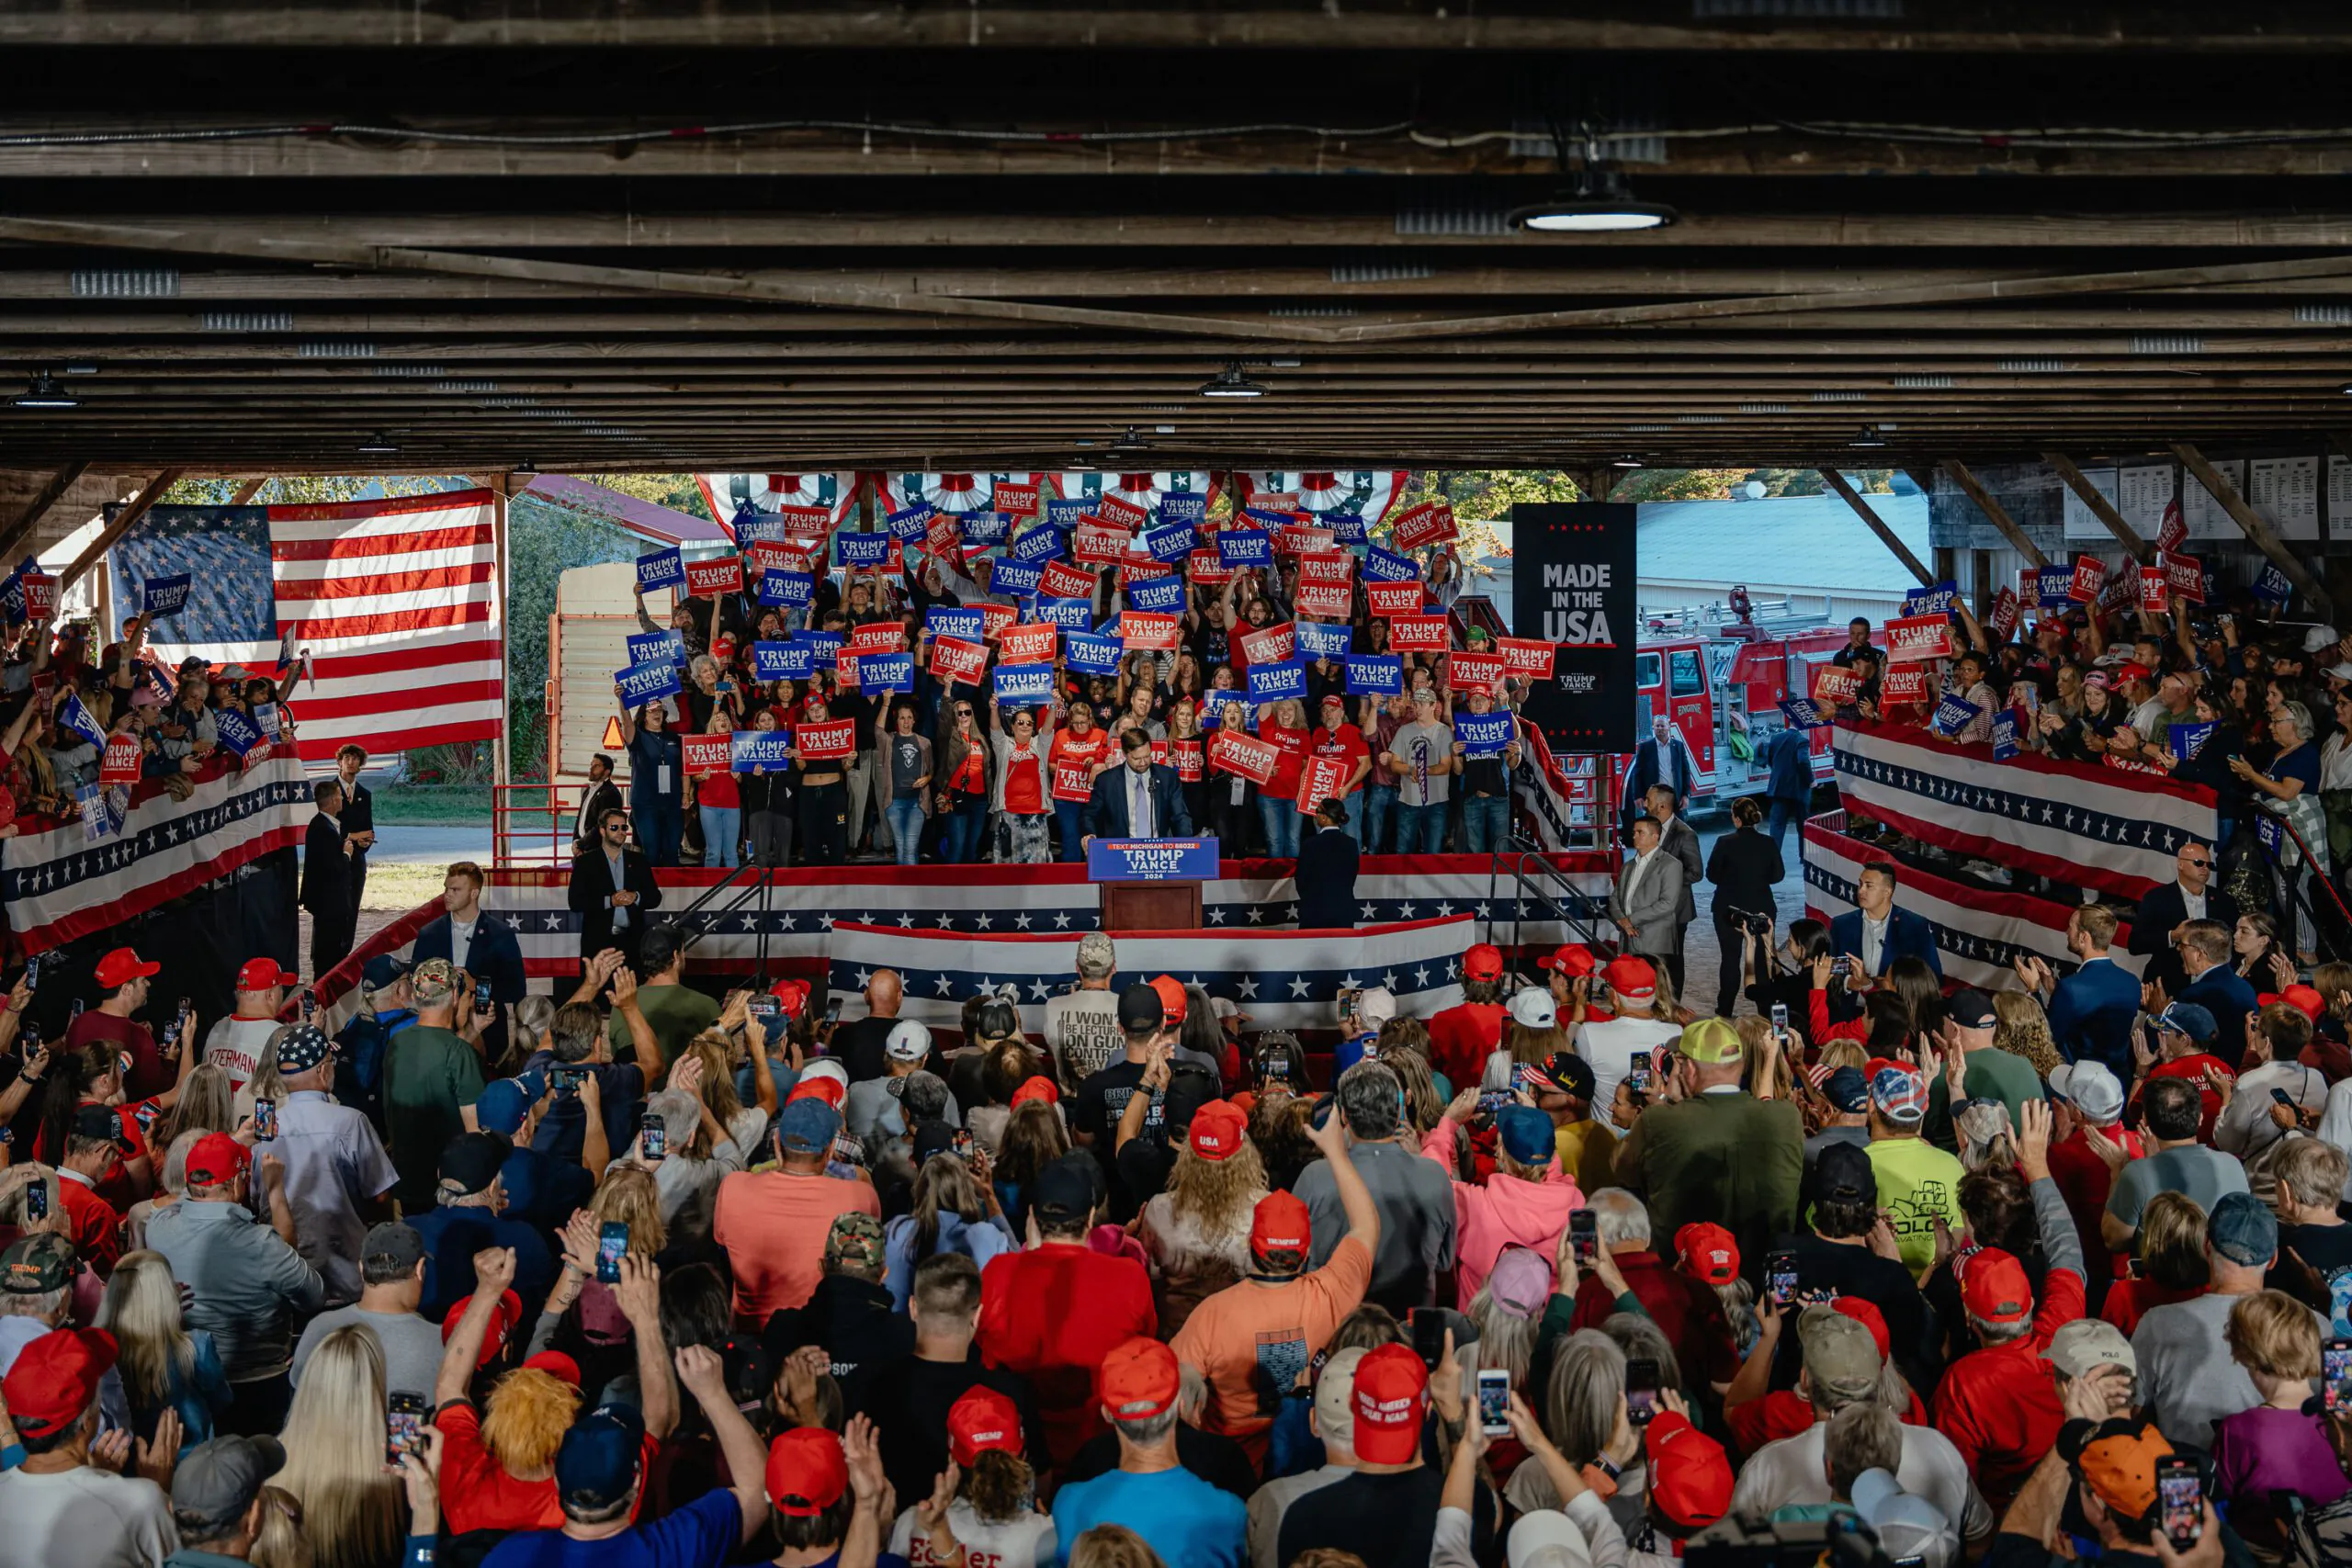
[2171, 442, 2334, 615]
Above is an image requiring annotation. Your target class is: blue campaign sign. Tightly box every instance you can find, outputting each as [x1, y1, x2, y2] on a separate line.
[1930, 694, 1982, 738]
[1064, 630, 1123, 674]
[758, 570, 814, 608]
[1325, 513, 1368, 545]
[2171, 720, 2218, 761]
[253, 702, 282, 740]
[616, 660, 684, 705]
[994, 664, 1057, 704]
[1902, 580, 1960, 617]
[989, 558, 1045, 596]
[1345, 654, 1403, 694]
[1159, 492, 1207, 526]
[1201, 688, 1253, 731]
[1363, 547, 1419, 583]
[141, 572, 191, 618]
[1045, 497, 1093, 528]
[1127, 574, 1186, 614]
[835, 532, 890, 567]
[1009, 525, 1068, 564]
[1992, 711, 2020, 761]
[1087, 836, 1221, 884]
[1143, 523, 1195, 563]
[2035, 565, 2075, 608]
[0, 575, 23, 624]
[57, 694, 107, 748]
[801, 630, 842, 665]
[1248, 660, 1306, 704]
[2251, 562, 2293, 604]
[752, 640, 797, 681]
[1035, 596, 1093, 631]
[855, 652, 914, 694]
[635, 547, 684, 592]
[1216, 529, 1271, 568]
[886, 503, 935, 540]
[1295, 620, 1353, 660]
[961, 511, 1010, 547]
[2256, 811, 2285, 855]
[1779, 697, 1829, 730]
[733, 511, 787, 545]
[627, 629, 684, 668]
[729, 731, 797, 773]
[213, 705, 264, 757]
[1242, 507, 1295, 529]
[1455, 711, 1515, 758]
[926, 607, 983, 643]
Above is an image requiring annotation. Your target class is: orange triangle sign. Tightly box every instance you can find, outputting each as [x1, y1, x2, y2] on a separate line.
[600, 715, 627, 750]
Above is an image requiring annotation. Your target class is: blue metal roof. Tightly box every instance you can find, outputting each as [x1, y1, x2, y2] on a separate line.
[1634, 491, 1931, 595]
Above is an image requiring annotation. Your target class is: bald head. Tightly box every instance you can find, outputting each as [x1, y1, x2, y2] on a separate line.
[867, 968, 903, 1017]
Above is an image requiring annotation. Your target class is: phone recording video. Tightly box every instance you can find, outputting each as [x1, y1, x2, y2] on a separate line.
[1625, 1358, 1661, 1427]
[953, 1128, 976, 1161]
[1476, 1368, 1511, 1437]
[473, 979, 493, 1011]
[1767, 1248, 1800, 1309]
[2156, 1459, 2201, 1550]
[252, 1098, 277, 1141]
[595, 1221, 628, 1283]
[386, 1393, 428, 1470]
[641, 1118, 667, 1160]
[2326, 1338, 2352, 1414]
[1569, 1208, 1599, 1267]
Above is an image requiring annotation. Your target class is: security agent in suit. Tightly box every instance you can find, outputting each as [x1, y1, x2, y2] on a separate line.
[2128, 840, 2238, 996]
[300, 778, 356, 980]
[571, 752, 625, 855]
[1618, 714, 1695, 833]
[1644, 784, 1704, 997]
[567, 805, 663, 976]
[1082, 727, 1194, 844]
[1295, 796, 1361, 931]
[1608, 814, 1685, 964]
[1826, 862, 1940, 1013]
[334, 743, 374, 923]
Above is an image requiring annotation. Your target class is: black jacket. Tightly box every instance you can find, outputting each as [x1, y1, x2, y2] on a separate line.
[1706, 825, 1786, 928]
[761, 1274, 915, 1411]
[566, 841, 663, 960]
[2129, 880, 2239, 995]
[1084, 761, 1193, 840]
[571, 777, 623, 851]
[1296, 823, 1361, 930]
[299, 813, 349, 914]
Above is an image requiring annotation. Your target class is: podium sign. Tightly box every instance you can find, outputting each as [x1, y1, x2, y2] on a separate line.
[1086, 837, 1220, 884]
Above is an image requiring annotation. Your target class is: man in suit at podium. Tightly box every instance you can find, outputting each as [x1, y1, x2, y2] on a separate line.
[1083, 728, 1193, 847]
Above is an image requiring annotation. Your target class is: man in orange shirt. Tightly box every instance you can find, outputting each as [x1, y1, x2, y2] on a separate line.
[1172, 1096, 1377, 1465]
[978, 1152, 1157, 1466]
[712, 1097, 879, 1327]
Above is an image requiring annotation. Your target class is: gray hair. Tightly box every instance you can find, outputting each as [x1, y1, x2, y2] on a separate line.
[514, 994, 555, 1041]
[1465, 1280, 1538, 1390]
[1335, 1061, 1403, 1143]
[1589, 1187, 1651, 1248]
[2279, 700, 2317, 743]
[1114, 1406, 1179, 1448]
[689, 654, 720, 684]
[1542, 1330, 1626, 1465]
[1603, 1312, 1683, 1397]
[160, 1129, 204, 1199]
[2276, 1137, 2350, 1211]
[1075, 931, 1117, 983]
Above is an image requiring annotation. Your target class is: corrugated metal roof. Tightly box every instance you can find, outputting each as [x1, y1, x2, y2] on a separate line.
[1633, 491, 1930, 595]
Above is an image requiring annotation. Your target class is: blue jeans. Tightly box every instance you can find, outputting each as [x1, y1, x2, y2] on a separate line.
[1258, 795, 1301, 858]
[698, 805, 740, 868]
[1055, 798, 1089, 862]
[1395, 800, 1446, 854]
[886, 798, 925, 864]
[1361, 783, 1398, 854]
[1336, 795, 1363, 845]
[1765, 797, 1805, 864]
[944, 792, 989, 863]
[1463, 794, 1510, 853]
[631, 801, 682, 867]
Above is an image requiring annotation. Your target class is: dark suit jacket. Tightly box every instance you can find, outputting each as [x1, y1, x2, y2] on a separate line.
[413, 911, 527, 1005]
[1295, 825, 1360, 931]
[571, 778, 624, 852]
[1658, 814, 1702, 925]
[2179, 963, 2261, 1063]
[342, 778, 374, 872]
[1828, 906, 1941, 979]
[1620, 735, 1697, 829]
[2128, 881, 2240, 994]
[300, 813, 349, 915]
[1085, 762, 1193, 840]
[567, 843, 663, 962]
[2048, 955, 2143, 1081]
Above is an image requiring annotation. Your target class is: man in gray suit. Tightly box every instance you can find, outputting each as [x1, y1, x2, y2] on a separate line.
[1609, 815, 1685, 977]
[1645, 784, 1704, 996]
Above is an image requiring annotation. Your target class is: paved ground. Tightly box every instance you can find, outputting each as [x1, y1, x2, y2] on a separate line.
[1678, 814, 1813, 1016]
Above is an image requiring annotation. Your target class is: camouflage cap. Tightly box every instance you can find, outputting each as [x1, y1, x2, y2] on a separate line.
[822, 1212, 887, 1276]
[411, 957, 458, 1007]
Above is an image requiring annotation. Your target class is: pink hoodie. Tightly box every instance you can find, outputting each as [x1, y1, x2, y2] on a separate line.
[1420, 1114, 1585, 1307]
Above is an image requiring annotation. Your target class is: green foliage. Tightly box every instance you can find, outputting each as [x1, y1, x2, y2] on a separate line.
[500, 488, 648, 779]
[583, 473, 714, 521]
[160, 475, 465, 505]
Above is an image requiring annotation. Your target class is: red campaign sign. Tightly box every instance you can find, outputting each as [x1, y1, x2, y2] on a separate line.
[1050, 761, 1096, 803]
[848, 621, 906, 654]
[796, 718, 856, 760]
[1171, 736, 1204, 783]
[745, 540, 808, 574]
[1389, 502, 1460, 552]
[885, 538, 905, 576]
[1389, 614, 1452, 653]
[2068, 554, 2107, 604]
[1883, 613, 1954, 664]
[1041, 559, 1100, 600]
[1187, 549, 1235, 586]
[2162, 550, 2206, 604]
[1119, 565, 1179, 592]
[1367, 581, 1424, 617]
[2140, 565, 2170, 614]
[1121, 612, 1180, 651]
[998, 622, 1058, 665]
[1295, 580, 1351, 618]
[1449, 651, 1507, 691]
[1880, 667, 1930, 705]
[684, 556, 743, 598]
[994, 482, 1040, 518]
[1072, 522, 1129, 565]
[1296, 551, 1355, 586]
[1498, 637, 1556, 680]
[1295, 753, 1353, 814]
[2097, 568, 2139, 617]
[100, 732, 142, 786]
[978, 602, 1019, 642]
[929, 635, 988, 685]
[834, 650, 862, 687]
[1208, 728, 1280, 785]
[1278, 525, 1338, 556]
[1987, 587, 2021, 638]
[682, 733, 732, 776]
[924, 512, 963, 556]
[776, 504, 834, 537]
[1238, 621, 1296, 664]
[1810, 662, 1861, 704]
[1098, 495, 1149, 528]
[22, 573, 58, 624]
[2156, 498, 2188, 553]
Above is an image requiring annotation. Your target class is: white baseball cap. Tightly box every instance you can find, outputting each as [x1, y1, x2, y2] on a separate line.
[1507, 1511, 1594, 1568]
[884, 1021, 933, 1063]
[2049, 1060, 2124, 1123]
[1508, 988, 1558, 1030]
[798, 1058, 849, 1089]
[1354, 987, 1397, 1028]
[2306, 625, 2344, 654]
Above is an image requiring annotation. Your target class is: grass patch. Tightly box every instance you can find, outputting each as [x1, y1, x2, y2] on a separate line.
[368, 784, 560, 826]
[362, 862, 452, 913]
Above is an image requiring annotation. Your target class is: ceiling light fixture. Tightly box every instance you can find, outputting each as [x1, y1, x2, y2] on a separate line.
[356, 433, 401, 456]
[513, 458, 539, 476]
[1510, 125, 1678, 234]
[13, 370, 77, 410]
[1849, 424, 1889, 448]
[1609, 454, 1644, 468]
[1110, 427, 1152, 454]
[1200, 365, 1270, 399]
[60, 363, 98, 377]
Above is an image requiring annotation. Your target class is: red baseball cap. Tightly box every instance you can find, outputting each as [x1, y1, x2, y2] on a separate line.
[2258, 985, 2326, 1023]
[1189, 1100, 1248, 1162]
[1250, 1190, 1312, 1263]
[235, 957, 299, 991]
[2115, 662, 2154, 685]
[764, 1427, 849, 1517]
[1098, 1336, 1181, 1421]
[1646, 1410, 1734, 1529]
[786, 1077, 846, 1111]
[1674, 1223, 1740, 1287]
[440, 1290, 525, 1364]
[1010, 1076, 1060, 1109]
[1150, 975, 1189, 1026]
[1351, 1343, 1429, 1465]
[1, 1327, 117, 1438]
[946, 1387, 1024, 1467]
[1537, 944, 1597, 977]
[1462, 943, 1505, 982]
[525, 1349, 582, 1388]
[1601, 954, 1657, 1000]
[184, 1133, 249, 1187]
[1959, 1247, 2035, 1326]
[1834, 1296, 1892, 1362]
[94, 947, 160, 990]
[768, 979, 811, 1021]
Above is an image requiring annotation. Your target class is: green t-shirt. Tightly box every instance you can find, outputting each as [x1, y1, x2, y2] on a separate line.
[609, 984, 720, 1068]
[1621, 1090, 1804, 1266]
[1925, 1044, 2047, 1150]
[1867, 1135, 1968, 1280]
[382, 1024, 487, 1208]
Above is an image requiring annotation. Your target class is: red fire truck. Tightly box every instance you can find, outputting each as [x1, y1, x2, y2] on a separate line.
[1622, 592, 1845, 813]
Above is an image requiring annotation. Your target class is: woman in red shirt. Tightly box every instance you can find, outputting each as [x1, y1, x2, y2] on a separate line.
[1047, 701, 1114, 863]
[991, 705, 1054, 863]
[1256, 697, 1310, 858]
[937, 699, 992, 863]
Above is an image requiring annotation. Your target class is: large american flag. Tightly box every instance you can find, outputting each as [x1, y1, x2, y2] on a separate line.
[107, 489, 504, 758]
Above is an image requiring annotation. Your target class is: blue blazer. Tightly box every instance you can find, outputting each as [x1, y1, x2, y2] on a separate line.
[1763, 728, 1816, 804]
[1085, 762, 1194, 841]
[1829, 906, 1942, 978]
[2048, 955, 2143, 1080]
[411, 910, 527, 1004]
[2179, 964, 2261, 1062]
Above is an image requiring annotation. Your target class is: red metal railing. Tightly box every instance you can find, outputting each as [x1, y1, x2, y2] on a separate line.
[492, 784, 570, 868]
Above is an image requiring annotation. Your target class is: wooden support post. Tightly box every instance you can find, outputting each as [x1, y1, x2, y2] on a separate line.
[0, 462, 90, 563]
[1939, 459, 2050, 570]
[1572, 468, 1621, 504]
[1972, 548, 1996, 617]
[1818, 468, 1933, 587]
[225, 477, 267, 506]
[2042, 451, 2153, 565]
[2172, 442, 2335, 616]
[56, 469, 184, 594]
[1933, 546, 1958, 587]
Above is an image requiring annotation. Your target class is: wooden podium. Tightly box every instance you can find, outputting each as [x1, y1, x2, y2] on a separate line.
[1101, 879, 1203, 931]
[1089, 836, 1218, 931]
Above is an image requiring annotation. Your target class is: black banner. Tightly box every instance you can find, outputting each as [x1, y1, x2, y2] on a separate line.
[1510, 501, 1637, 753]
